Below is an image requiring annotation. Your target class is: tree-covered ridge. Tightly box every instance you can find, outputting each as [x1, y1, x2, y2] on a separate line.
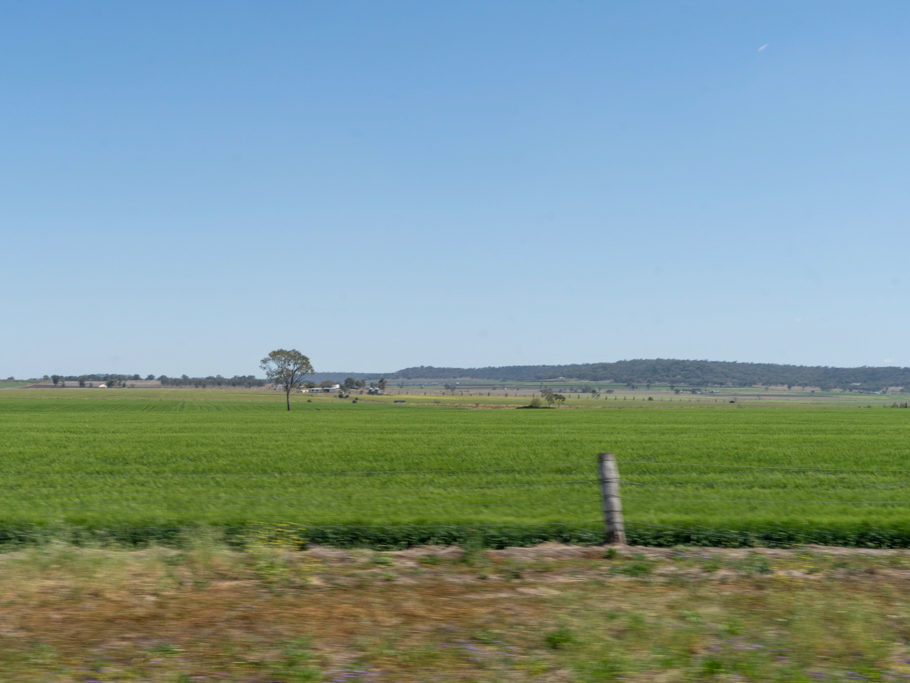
[391, 359, 910, 392]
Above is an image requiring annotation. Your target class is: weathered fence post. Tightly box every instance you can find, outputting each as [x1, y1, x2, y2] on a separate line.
[598, 452, 626, 545]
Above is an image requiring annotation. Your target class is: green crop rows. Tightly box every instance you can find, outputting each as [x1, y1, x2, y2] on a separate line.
[1, 389, 909, 547]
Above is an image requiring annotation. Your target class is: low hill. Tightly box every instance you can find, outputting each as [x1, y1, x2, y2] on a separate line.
[389, 359, 910, 392]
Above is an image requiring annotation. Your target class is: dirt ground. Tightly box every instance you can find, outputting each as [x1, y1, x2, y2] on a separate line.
[1, 543, 909, 681]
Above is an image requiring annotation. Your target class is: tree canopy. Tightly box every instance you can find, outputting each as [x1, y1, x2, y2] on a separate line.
[260, 349, 314, 411]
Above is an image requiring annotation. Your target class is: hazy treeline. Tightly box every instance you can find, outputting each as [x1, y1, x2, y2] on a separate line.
[44, 359, 910, 392]
[158, 375, 265, 388]
[48, 374, 265, 388]
[308, 372, 383, 384]
[391, 359, 910, 392]
[51, 373, 154, 387]
[56, 374, 150, 382]
[44, 372, 382, 388]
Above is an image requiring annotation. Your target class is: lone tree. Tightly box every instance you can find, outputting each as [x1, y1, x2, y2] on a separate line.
[541, 389, 566, 407]
[260, 349, 314, 411]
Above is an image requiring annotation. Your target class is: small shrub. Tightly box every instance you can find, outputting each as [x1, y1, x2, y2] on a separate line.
[371, 553, 393, 567]
[736, 552, 772, 575]
[700, 656, 724, 675]
[461, 531, 486, 566]
[545, 626, 576, 649]
[611, 554, 653, 576]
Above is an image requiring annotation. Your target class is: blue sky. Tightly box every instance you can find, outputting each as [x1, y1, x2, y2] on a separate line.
[3, 1, 909, 377]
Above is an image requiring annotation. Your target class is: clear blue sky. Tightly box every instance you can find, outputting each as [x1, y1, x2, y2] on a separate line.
[3, 1, 909, 378]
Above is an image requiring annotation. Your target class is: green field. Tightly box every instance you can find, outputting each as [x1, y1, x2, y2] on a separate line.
[2, 389, 909, 547]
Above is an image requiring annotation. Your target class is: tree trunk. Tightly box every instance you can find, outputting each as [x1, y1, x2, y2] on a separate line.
[286, 389, 291, 411]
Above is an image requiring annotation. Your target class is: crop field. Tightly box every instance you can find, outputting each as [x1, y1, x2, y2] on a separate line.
[1, 388, 909, 547]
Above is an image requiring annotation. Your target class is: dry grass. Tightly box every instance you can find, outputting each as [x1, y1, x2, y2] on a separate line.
[1, 541, 909, 681]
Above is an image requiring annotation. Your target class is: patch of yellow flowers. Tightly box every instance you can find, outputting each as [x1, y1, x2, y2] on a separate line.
[244, 522, 318, 588]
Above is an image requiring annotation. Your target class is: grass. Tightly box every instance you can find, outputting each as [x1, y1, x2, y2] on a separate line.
[2, 388, 910, 546]
[0, 541, 908, 681]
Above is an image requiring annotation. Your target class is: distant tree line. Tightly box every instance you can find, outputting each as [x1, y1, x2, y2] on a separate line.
[46, 359, 910, 393]
[46, 372, 382, 390]
[50, 374, 266, 388]
[158, 375, 265, 388]
[307, 372, 384, 384]
[53, 373, 155, 387]
[390, 359, 910, 392]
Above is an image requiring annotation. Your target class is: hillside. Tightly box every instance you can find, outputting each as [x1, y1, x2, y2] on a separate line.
[390, 359, 910, 392]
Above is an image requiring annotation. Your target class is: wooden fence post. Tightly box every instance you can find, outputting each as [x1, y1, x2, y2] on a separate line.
[598, 452, 626, 545]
